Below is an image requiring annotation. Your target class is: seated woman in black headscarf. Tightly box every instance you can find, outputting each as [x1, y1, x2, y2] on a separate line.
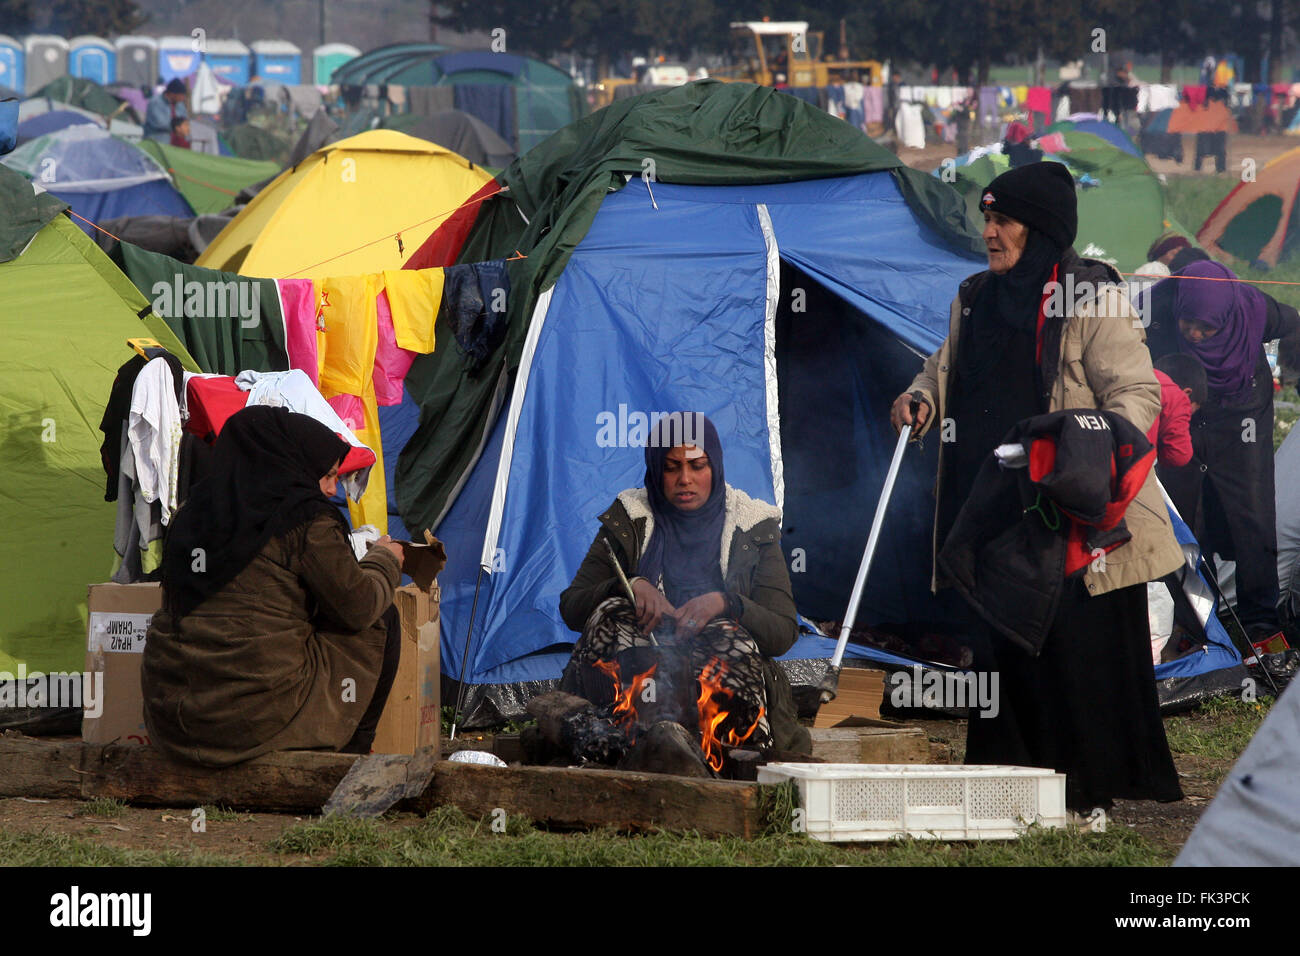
[559, 413, 811, 759]
[142, 406, 406, 767]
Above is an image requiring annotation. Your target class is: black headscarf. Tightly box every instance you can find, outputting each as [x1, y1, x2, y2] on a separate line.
[161, 406, 351, 618]
[957, 228, 1064, 380]
[637, 413, 727, 605]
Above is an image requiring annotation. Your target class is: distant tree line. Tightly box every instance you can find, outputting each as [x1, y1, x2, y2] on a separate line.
[434, 0, 1294, 84]
[0, 0, 145, 38]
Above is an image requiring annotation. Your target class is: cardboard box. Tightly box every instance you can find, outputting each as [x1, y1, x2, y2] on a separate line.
[83, 582, 161, 746]
[371, 583, 441, 755]
[813, 668, 885, 729]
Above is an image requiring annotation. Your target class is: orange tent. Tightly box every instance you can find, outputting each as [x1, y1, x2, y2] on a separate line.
[1198, 146, 1300, 268]
[1167, 101, 1237, 134]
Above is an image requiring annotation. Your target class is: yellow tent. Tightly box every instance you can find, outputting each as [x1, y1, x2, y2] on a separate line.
[196, 130, 493, 279]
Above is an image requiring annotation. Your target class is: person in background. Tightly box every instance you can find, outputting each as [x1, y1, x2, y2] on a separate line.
[1146, 235, 1191, 269]
[1140, 261, 1300, 645]
[169, 116, 191, 149]
[144, 78, 188, 144]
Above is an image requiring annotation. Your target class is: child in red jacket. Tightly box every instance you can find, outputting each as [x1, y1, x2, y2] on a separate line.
[1147, 353, 1207, 664]
[1148, 353, 1205, 468]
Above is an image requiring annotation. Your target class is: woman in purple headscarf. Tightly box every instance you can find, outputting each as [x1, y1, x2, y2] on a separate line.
[558, 412, 810, 762]
[1144, 259, 1300, 640]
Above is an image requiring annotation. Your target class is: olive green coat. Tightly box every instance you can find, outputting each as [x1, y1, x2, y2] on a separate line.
[560, 485, 810, 754]
[142, 513, 401, 767]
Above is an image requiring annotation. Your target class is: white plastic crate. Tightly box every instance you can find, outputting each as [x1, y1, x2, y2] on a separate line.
[757, 763, 1067, 842]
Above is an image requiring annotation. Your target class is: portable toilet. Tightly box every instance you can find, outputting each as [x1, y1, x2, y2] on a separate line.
[313, 42, 359, 85]
[204, 39, 250, 85]
[158, 35, 201, 82]
[68, 36, 115, 85]
[23, 35, 69, 94]
[115, 36, 157, 88]
[251, 40, 301, 84]
[0, 34, 25, 93]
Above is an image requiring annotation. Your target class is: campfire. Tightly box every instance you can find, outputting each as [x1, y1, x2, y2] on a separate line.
[526, 647, 768, 778]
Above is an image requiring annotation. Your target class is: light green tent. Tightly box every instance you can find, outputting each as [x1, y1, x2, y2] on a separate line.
[135, 139, 280, 214]
[0, 167, 195, 676]
[941, 131, 1191, 274]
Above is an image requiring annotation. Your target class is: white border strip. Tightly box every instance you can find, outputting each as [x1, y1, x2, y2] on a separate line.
[479, 285, 554, 570]
[755, 203, 784, 517]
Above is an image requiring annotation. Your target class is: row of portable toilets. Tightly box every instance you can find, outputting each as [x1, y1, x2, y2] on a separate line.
[0, 35, 360, 93]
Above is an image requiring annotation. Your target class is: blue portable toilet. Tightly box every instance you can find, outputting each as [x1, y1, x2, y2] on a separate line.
[158, 35, 201, 82]
[23, 35, 68, 94]
[115, 36, 157, 88]
[204, 39, 250, 85]
[251, 40, 301, 84]
[68, 36, 115, 85]
[0, 34, 24, 94]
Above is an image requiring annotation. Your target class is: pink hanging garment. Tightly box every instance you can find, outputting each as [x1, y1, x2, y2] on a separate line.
[373, 290, 417, 406]
[276, 278, 319, 386]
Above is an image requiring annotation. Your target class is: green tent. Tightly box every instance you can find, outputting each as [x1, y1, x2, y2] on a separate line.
[394, 80, 983, 534]
[32, 75, 135, 122]
[223, 124, 292, 165]
[942, 131, 1189, 274]
[135, 140, 280, 214]
[0, 166, 196, 675]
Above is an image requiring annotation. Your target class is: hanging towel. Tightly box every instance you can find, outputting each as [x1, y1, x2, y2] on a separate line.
[128, 357, 185, 525]
[383, 268, 444, 353]
[1012, 84, 1029, 105]
[276, 278, 319, 387]
[1183, 85, 1207, 108]
[826, 83, 845, 118]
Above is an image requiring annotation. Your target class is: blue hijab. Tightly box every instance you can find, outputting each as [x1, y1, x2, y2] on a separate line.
[637, 413, 727, 605]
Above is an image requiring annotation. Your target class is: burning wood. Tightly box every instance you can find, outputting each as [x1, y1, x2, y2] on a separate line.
[535, 649, 771, 778]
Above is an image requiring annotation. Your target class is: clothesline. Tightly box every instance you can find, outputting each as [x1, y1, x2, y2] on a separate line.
[284, 184, 510, 277]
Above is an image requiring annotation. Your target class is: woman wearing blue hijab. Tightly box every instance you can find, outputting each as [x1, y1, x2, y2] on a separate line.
[559, 412, 810, 758]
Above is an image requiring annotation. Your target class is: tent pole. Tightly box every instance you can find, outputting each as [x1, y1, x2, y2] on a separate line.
[449, 564, 487, 740]
[820, 418, 913, 705]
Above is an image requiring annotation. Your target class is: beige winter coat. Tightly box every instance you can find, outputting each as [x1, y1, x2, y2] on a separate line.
[907, 265, 1183, 596]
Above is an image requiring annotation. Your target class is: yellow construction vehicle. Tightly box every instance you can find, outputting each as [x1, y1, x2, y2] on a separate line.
[713, 20, 882, 87]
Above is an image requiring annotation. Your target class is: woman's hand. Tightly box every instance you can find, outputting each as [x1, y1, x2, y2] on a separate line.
[374, 534, 405, 567]
[674, 592, 728, 641]
[631, 577, 676, 635]
[890, 392, 930, 434]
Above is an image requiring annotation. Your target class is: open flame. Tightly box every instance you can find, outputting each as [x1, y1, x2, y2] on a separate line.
[593, 659, 657, 740]
[696, 657, 765, 773]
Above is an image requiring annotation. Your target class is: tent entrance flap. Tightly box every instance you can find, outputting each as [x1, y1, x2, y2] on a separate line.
[774, 258, 955, 629]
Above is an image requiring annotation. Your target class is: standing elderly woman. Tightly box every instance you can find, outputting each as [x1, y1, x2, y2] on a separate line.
[142, 406, 406, 766]
[1140, 260, 1300, 640]
[559, 413, 810, 758]
[890, 161, 1184, 811]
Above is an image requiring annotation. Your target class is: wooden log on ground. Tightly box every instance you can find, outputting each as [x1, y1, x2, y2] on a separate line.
[808, 724, 934, 764]
[0, 734, 84, 798]
[410, 759, 766, 838]
[79, 743, 360, 811]
[525, 691, 592, 747]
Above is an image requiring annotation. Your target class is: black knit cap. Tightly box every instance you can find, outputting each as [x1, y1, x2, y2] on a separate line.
[979, 161, 1078, 251]
[165, 78, 187, 95]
